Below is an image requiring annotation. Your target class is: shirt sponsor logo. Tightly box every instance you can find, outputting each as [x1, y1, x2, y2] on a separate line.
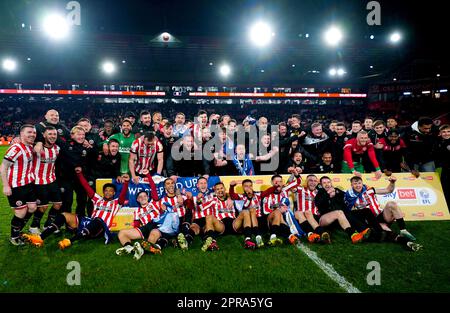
[398, 189, 417, 199]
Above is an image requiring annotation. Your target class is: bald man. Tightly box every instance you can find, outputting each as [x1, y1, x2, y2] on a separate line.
[35, 109, 70, 144]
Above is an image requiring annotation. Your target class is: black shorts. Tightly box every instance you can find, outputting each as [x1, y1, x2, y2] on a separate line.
[35, 181, 62, 206]
[313, 214, 320, 223]
[7, 184, 37, 208]
[376, 212, 390, 224]
[192, 217, 206, 229]
[257, 215, 269, 233]
[220, 217, 236, 235]
[138, 222, 158, 239]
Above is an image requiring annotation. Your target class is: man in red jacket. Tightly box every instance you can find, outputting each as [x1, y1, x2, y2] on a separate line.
[342, 131, 382, 179]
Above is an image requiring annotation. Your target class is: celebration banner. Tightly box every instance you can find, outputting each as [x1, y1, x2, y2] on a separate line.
[95, 172, 450, 231]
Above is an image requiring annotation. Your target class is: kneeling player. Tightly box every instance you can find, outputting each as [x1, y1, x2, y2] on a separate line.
[24, 167, 128, 249]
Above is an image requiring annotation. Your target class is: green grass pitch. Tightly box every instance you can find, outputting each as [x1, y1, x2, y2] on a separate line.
[0, 146, 449, 293]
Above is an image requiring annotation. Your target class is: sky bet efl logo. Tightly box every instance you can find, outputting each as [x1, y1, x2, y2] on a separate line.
[398, 189, 417, 199]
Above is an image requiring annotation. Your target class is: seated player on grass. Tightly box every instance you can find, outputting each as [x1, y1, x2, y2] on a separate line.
[24, 167, 129, 249]
[157, 177, 193, 251]
[293, 174, 330, 244]
[228, 179, 278, 249]
[115, 172, 160, 260]
[261, 171, 301, 246]
[185, 176, 213, 248]
[139, 202, 181, 256]
[314, 176, 371, 244]
[198, 182, 237, 252]
[344, 176, 422, 252]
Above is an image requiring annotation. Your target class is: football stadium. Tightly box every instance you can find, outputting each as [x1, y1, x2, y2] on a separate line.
[0, 0, 449, 304]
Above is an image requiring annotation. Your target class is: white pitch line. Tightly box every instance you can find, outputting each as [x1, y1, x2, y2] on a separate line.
[296, 243, 361, 293]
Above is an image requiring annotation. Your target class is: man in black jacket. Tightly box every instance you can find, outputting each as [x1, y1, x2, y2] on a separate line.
[314, 176, 370, 243]
[58, 126, 97, 216]
[34, 109, 70, 144]
[403, 117, 437, 172]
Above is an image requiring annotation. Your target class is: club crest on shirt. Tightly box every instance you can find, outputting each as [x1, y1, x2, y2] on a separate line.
[89, 139, 94, 145]
[57, 129, 63, 135]
[16, 200, 23, 206]
[82, 150, 87, 156]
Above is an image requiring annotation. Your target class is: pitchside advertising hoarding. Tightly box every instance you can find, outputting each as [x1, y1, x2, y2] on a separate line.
[95, 172, 449, 231]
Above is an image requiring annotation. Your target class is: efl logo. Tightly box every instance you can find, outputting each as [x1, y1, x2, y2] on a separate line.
[398, 189, 416, 199]
[412, 212, 425, 218]
[421, 176, 433, 181]
[333, 178, 340, 182]
[432, 212, 444, 217]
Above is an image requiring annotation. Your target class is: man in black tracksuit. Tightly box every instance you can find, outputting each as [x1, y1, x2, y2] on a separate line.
[403, 117, 437, 172]
[35, 109, 70, 144]
[58, 126, 97, 216]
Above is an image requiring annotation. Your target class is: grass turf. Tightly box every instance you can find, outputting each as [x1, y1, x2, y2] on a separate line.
[0, 146, 449, 293]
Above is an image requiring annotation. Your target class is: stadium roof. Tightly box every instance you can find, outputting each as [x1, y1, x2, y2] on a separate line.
[0, 0, 447, 86]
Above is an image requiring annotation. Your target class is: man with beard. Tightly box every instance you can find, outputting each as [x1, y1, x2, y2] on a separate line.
[342, 131, 382, 179]
[331, 122, 351, 173]
[312, 152, 336, 174]
[29, 127, 62, 234]
[1, 125, 38, 245]
[133, 111, 153, 138]
[403, 117, 437, 172]
[103, 119, 135, 176]
[156, 123, 177, 176]
[377, 129, 415, 175]
[284, 151, 307, 174]
[173, 112, 188, 138]
[277, 122, 297, 173]
[98, 119, 117, 142]
[129, 131, 164, 182]
[344, 176, 422, 251]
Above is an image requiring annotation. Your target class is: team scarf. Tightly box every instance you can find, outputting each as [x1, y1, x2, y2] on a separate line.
[344, 184, 368, 211]
[232, 154, 254, 176]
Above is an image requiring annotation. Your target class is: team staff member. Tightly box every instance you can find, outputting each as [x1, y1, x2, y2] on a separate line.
[1, 124, 38, 245]
[34, 109, 70, 144]
[77, 118, 103, 151]
[58, 126, 97, 216]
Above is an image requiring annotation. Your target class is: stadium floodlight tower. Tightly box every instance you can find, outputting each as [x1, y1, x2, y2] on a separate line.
[42, 13, 70, 40]
[102, 61, 116, 75]
[389, 31, 402, 44]
[219, 64, 231, 78]
[324, 26, 343, 47]
[2, 58, 17, 72]
[249, 21, 274, 47]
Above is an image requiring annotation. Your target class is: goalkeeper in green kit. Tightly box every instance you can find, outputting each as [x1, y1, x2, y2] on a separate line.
[102, 119, 135, 178]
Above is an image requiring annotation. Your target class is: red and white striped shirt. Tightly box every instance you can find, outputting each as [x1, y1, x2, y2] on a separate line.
[262, 177, 300, 215]
[130, 137, 163, 174]
[90, 193, 123, 229]
[202, 196, 236, 220]
[159, 194, 187, 218]
[33, 144, 60, 185]
[4, 143, 35, 188]
[134, 200, 161, 226]
[352, 187, 383, 216]
[295, 187, 318, 215]
[234, 192, 263, 217]
[192, 193, 214, 219]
